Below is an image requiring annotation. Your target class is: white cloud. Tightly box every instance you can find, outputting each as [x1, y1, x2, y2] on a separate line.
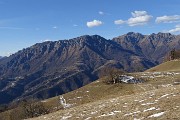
[41, 39, 52, 42]
[6, 52, 13, 56]
[114, 20, 125, 25]
[167, 24, 180, 33]
[114, 11, 152, 26]
[87, 20, 103, 28]
[131, 11, 147, 17]
[99, 11, 104, 15]
[127, 11, 153, 26]
[156, 15, 180, 23]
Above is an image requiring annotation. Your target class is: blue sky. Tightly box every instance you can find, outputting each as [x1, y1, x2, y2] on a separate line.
[0, 0, 180, 56]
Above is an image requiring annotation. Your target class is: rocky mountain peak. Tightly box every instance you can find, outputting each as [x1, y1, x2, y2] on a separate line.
[157, 32, 172, 37]
[126, 32, 143, 36]
[113, 32, 144, 44]
[147, 32, 175, 41]
[72, 35, 106, 42]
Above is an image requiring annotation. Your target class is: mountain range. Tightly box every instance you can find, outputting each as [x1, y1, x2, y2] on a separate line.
[0, 32, 180, 105]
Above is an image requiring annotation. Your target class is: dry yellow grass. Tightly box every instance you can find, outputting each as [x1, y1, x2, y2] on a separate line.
[28, 70, 180, 120]
[28, 84, 180, 120]
[147, 60, 180, 72]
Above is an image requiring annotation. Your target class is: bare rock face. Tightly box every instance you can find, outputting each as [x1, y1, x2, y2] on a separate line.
[0, 33, 180, 104]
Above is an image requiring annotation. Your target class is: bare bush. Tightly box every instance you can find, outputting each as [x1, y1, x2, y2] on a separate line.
[20, 99, 49, 119]
[103, 68, 125, 84]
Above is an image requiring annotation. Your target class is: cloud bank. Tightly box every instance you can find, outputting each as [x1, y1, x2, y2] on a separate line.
[114, 20, 125, 25]
[156, 15, 180, 23]
[167, 25, 180, 33]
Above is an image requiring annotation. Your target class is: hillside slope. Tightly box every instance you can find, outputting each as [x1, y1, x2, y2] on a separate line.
[28, 85, 180, 120]
[147, 60, 180, 72]
[27, 60, 180, 120]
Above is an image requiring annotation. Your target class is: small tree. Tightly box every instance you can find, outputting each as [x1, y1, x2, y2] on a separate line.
[0, 104, 8, 113]
[104, 68, 125, 84]
[170, 48, 176, 60]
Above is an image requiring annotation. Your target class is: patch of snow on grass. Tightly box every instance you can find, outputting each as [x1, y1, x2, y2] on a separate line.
[119, 75, 143, 83]
[91, 111, 98, 115]
[134, 118, 144, 120]
[139, 99, 146, 103]
[84, 117, 92, 120]
[143, 107, 156, 112]
[97, 111, 121, 118]
[124, 111, 141, 116]
[123, 106, 127, 107]
[148, 112, 165, 118]
[174, 81, 180, 84]
[141, 102, 157, 106]
[153, 72, 161, 75]
[172, 72, 179, 75]
[110, 98, 118, 103]
[114, 110, 121, 113]
[77, 96, 83, 99]
[161, 84, 173, 87]
[60, 96, 72, 108]
[158, 94, 169, 99]
[98, 112, 115, 117]
[149, 76, 155, 79]
[60, 115, 72, 120]
[98, 104, 105, 108]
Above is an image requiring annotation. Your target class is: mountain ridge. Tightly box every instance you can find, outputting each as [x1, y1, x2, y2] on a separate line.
[0, 32, 180, 105]
[112, 32, 180, 63]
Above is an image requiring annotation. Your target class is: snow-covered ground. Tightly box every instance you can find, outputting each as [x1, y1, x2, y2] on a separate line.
[119, 75, 143, 83]
[140, 72, 180, 79]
